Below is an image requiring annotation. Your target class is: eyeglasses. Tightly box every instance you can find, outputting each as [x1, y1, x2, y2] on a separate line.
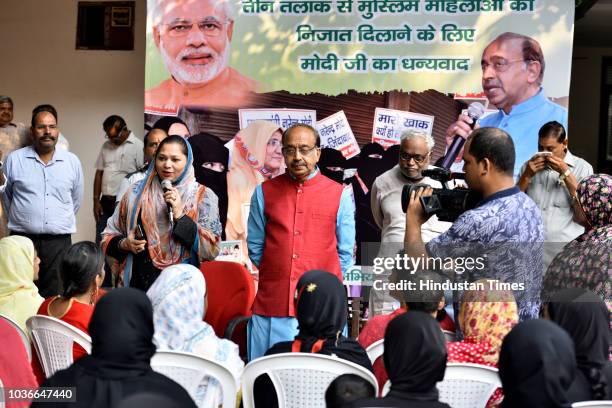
[400, 153, 428, 164]
[282, 145, 319, 157]
[161, 18, 228, 38]
[481, 57, 534, 73]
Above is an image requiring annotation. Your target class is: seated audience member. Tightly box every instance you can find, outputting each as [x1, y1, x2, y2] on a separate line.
[352, 312, 451, 408]
[103, 136, 220, 290]
[0, 318, 37, 408]
[447, 281, 519, 407]
[254, 270, 372, 407]
[0, 236, 43, 333]
[33, 288, 196, 408]
[152, 116, 191, 138]
[326, 374, 376, 408]
[32, 241, 105, 383]
[545, 288, 612, 402]
[116, 393, 181, 408]
[543, 174, 611, 302]
[498, 319, 576, 408]
[358, 269, 451, 389]
[147, 264, 244, 406]
[265, 270, 371, 366]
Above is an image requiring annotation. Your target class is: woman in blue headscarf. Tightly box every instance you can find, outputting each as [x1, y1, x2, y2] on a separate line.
[102, 135, 220, 290]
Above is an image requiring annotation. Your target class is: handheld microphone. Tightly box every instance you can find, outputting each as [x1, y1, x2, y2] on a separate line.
[161, 179, 174, 223]
[440, 102, 486, 169]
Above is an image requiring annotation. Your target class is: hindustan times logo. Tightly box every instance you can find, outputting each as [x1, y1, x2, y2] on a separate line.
[372, 278, 525, 292]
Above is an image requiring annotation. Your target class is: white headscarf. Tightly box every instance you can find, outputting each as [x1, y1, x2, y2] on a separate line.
[146, 264, 243, 406]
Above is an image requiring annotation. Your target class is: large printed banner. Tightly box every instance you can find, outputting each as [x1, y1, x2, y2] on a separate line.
[316, 111, 361, 158]
[372, 108, 434, 148]
[145, 0, 573, 112]
[144, 0, 574, 271]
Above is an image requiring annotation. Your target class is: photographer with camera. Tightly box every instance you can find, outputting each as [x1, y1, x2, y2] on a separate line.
[404, 127, 544, 321]
[369, 130, 451, 315]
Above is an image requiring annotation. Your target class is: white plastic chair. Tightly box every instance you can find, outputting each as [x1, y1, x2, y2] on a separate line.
[242, 353, 379, 408]
[572, 402, 612, 407]
[437, 363, 501, 408]
[150, 350, 238, 408]
[26, 315, 92, 378]
[365, 339, 384, 365]
[0, 314, 32, 362]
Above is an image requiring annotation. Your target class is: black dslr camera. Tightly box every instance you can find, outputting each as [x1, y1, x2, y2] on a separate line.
[401, 167, 480, 222]
[400, 102, 485, 222]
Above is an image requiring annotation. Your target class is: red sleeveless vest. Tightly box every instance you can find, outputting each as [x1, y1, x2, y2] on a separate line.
[254, 172, 344, 317]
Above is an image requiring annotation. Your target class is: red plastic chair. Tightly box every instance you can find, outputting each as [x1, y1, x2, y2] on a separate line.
[200, 260, 255, 360]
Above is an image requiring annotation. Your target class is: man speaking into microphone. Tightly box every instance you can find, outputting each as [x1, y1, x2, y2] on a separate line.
[446, 32, 567, 178]
[102, 135, 221, 290]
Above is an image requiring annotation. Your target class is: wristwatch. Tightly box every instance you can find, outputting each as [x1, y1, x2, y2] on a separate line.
[0, 160, 3, 170]
[559, 168, 571, 182]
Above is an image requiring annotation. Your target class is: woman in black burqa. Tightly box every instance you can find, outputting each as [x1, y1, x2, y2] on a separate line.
[546, 288, 611, 402]
[254, 270, 372, 407]
[189, 132, 229, 235]
[352, 311, 451, 408]
[33, 288, 196, 408]
[498, 319, 576, 408]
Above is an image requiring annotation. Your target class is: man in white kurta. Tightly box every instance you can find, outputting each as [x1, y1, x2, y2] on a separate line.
[370, 130, 451, 315]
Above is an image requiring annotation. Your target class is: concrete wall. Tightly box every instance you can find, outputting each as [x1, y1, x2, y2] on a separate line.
[0, 0, 146, 242]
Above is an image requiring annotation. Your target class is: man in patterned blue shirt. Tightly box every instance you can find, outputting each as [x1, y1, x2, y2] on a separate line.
[404, 127, 544, 320]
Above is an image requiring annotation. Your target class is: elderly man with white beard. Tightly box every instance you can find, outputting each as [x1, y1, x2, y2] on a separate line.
[145, 0, 259, 112]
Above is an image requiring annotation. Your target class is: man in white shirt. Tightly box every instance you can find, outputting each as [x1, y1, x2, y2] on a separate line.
[93, 115, 143, 253]
[518, 121, 593, 269]
[369, 130, 451, 315]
